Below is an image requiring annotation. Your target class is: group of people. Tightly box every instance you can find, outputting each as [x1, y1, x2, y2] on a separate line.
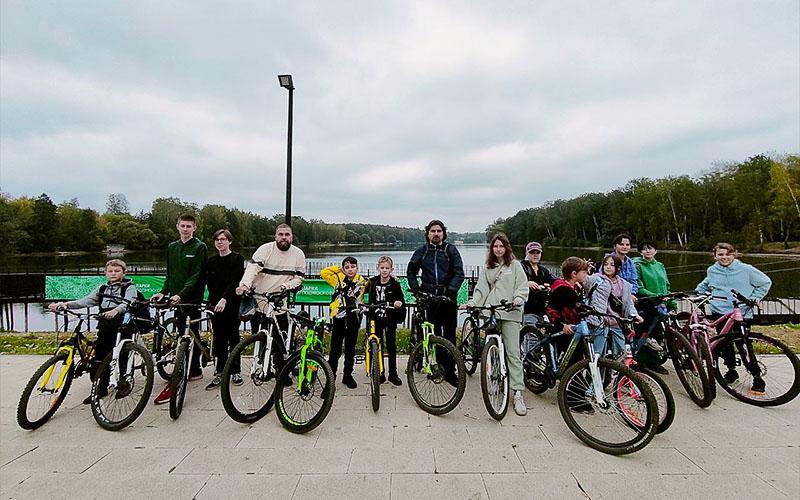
[49, 214, 773, 409]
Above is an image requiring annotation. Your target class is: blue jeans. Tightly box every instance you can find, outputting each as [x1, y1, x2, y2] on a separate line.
[523, 314, 541, 327]
[587, 324, 609, 359]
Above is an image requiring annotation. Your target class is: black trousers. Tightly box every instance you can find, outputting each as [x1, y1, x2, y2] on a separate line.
[709, 313, 763, 377]
[374, 317, 398, 376]
[175, 306, 203, 376]
[212, 307, 241, 374]
[428, 299, 457, 377]
[93, 316, 130, 391]
[328, 312, 360, 378]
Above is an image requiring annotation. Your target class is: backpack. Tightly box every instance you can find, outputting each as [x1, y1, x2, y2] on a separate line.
[99, 282, 153, 333]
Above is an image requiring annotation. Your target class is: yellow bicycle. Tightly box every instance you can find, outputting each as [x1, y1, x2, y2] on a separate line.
[357, 303, 394, 412]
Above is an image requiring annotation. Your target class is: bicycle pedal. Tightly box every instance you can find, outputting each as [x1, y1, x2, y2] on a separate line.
[354, 355, 365, 364]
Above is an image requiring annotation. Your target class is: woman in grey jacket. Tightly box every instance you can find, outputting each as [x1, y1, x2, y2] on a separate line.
[464, 233, 529, 416]
[585, 255, 642, 358]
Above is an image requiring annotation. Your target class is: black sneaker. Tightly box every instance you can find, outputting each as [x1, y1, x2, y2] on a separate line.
[342, 375, 358, 389]
[388, 373, 402, 386]
[83, 395, 92, 405]
[749, 377, 766, 395]
[444, 375, 459, 387]
[231, 374, 243, 386]
[723, 370, 739, 384]
[205, 376, 222, 391]
[650, 364, 669, 375]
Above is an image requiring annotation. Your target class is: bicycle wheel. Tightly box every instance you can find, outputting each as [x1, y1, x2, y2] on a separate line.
[369, 339, 381, 412]
[480, 337, 509, 420]
[155, 318, 180, 381]
[712, 332, 800, 407]
[625, 366, 675, 434]
[220, 333, 276, 423]
[409, 317, 423, 372]
[275, 350, 335, 433]
[459, 317, 479, 375]
[521, 326, 549, 394]
[92, 342, 154, 431]
[667, 329, 713, 408]
[17, 352, 75, 430]
[695, 336, 716, 400]
[406, 336, 466, 415]
[558, 358, 658, 455]
[169, 340, 189, 419]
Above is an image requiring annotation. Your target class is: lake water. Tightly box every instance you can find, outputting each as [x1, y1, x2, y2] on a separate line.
[3, 244, 799, 332]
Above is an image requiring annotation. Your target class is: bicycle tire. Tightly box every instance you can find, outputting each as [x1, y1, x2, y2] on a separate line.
[169, 340, 189, 419]
[369, 339, 381, 412]
[521, 326, 549, 394]
[459, 317, 479, 375]
[695, 336, 716, 400]
[558, 358, 658, 455]
[220, 333, 276, 423]
[629, 366, 675, 434]
[409, 317, 423, 372]
[406, 336, 466, 415]
[17, 352, 75, 430]
[155, 318, 180, 381]
[92, 342, 154, 431]
[667, 328, 713, 408]
[712, 332, 800, 407]
[480, 337, 509, 420]
[275, 350, 335, 433]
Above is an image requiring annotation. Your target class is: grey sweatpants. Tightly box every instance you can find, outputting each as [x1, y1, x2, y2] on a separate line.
[499, 319, 524, 392]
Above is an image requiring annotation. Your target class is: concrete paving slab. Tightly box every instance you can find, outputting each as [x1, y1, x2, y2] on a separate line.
[258, 448, 352, 474]
[393, 426, 470, 447]
[482, 472, 586, 500]
[427, 409, 503, 427]
[358, 408, 429, 428]
[348, 447, 434, 474]
[293, 473, 390, 500]
[237, 426, 320, 449]
[602, 447, 705, 474]
[195, 474, 300, 500]
[467, 425, 549, 448]
[0, 470, 30, 495]
[678, 447, 797, 474]
[0, 446, 110, 474]
[172, 448, 270, 475]
[1, 472, 208, 500]
[83, 447, 192, 475]
[148, 409, 227, 428]
[756, 473, 800, 500]
[434, 446, 525, 473]
[515, 446, 615, 473]
[696, 424, 795, 448]
[315, 426, 393, 448]
[391, 473, 487, 500]
[0, 444, 36, 467]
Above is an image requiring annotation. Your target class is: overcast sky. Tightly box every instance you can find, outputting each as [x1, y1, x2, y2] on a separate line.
[1, 1, 798, 232]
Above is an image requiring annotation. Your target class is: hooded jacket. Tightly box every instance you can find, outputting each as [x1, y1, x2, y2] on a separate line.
[407, 241, 465, 297]
[633, 257, 671, 297]
[695, 259, 771, 317]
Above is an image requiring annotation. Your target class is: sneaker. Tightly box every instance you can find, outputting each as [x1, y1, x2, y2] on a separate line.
[342, 375, 358, 389]
[650, 364, 669, 375]
[644, 338, 664, 352]
[749, 377, 766, 395]
[205, 376, 222, 391]
[723, 369, 739, 384]
[115, 380, 132, 399]
[231, 374, 243, 386]
[513, 391, 527, 416]
[388, 373, 402, 386]
[380, 373, 386, 384]
[444, 374, 459, 387]
[189, 371, 203, 381]
[153, 384, 171, 405]
[83, 395, 92, 405]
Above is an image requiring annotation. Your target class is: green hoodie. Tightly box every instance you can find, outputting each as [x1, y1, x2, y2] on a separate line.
[633, 257, 670, 297]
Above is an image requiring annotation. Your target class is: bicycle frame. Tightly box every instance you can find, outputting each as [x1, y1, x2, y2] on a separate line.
[295, 316, 328, 391]
[364, 318, 384, 376]
[248, 295, 296, 380]
[40, 312, 96, 393]
[478, 311, 507, 381]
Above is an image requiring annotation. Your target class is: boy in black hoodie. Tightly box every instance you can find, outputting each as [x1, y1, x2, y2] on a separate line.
[365, 256, 406, 386]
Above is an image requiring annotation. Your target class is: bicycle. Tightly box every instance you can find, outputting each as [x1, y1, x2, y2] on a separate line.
[462, 301, 521, 420]
[220, 287, 301, 423]
[405, 289, 467, 415]
[354, 303, 396, 411]
[17, 309, 103, 430]
[702, 289, 800, 406]
[274, 311, 336, 433]
[521, 308, 659, 455]
[145, 301, 182, 381]
[458, 307, 483, 376]
[168, 304, 214, 419]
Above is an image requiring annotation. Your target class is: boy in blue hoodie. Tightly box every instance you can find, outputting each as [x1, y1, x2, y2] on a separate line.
[695, 242, 772, 392]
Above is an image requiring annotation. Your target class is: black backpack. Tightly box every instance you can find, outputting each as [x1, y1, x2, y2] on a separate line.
[99, 282, 153, 333]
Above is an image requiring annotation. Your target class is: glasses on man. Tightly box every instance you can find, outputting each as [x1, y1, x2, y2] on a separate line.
[214, 238, 229, 242]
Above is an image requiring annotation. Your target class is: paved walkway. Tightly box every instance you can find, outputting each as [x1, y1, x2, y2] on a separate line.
[1, 354, 798, 500]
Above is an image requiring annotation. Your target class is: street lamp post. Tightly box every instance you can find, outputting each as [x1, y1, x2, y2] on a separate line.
[278, 74, 294, 226]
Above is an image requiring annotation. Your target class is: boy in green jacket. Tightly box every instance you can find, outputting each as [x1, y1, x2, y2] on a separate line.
[150, 214, 208, 403]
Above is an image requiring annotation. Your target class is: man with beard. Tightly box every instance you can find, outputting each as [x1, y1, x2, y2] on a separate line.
[236, 224, 306, 343]
[407, 219, 465, 384]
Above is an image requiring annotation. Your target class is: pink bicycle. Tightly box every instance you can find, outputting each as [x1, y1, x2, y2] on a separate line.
[682, 289, 799, 407]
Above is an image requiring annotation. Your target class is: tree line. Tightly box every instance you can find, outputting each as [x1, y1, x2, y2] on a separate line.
[488, 154, 800, 251]
[0, 194, 484, 255]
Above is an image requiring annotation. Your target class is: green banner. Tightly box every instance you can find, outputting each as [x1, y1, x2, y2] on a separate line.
[46, 276, 469, 304]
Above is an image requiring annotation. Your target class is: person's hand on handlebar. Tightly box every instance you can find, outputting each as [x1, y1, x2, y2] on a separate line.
[150, 293, 165, 302]
[104, 309, 119, 319]
[393, 300, 403, 308]
[170, 295, 181, 305]
[235, 285, 249, 296]
[512, 298, 524, 308]
[214, 298, 227, 313]
[563, 324, 575, 334]
[48, 302, 68, 311]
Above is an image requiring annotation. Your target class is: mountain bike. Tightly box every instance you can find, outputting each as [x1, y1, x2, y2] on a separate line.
[17, 310, 103, 430]
[356, 303, 395, 411]
[521, 309, 659, 455]
[169, 304, 214, 419]
[702, 289, 800, 406]
[463, 301, 518, 420]
[145, 301, 181, 381]
[406, 290, 466, 415]
[458, 307, 483, 376]
[220, 287, 300, 423]
[274, 311, 335, 433]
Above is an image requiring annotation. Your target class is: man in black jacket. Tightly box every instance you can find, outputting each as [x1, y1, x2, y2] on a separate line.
[407, 220, 464, 383]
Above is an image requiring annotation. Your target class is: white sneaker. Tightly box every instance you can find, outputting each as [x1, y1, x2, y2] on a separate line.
[513, 391, 527, 416]
[644, 338, 664, 352]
